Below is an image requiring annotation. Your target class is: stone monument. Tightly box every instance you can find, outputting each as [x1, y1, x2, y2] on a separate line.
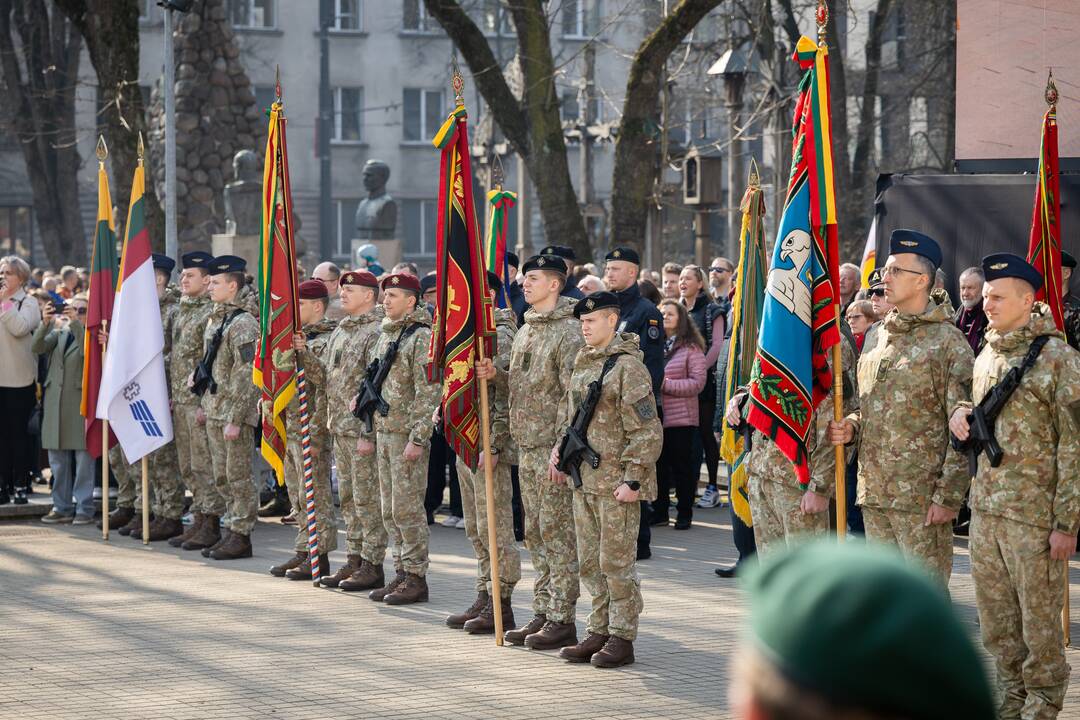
[212, 149, 262, 270]
[353, 159, 401, 270]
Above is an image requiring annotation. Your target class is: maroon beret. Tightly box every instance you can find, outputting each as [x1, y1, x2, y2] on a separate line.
[298, 279, 329, 299]
[339, 269, 378, 288]
[380, 273, 421, 294]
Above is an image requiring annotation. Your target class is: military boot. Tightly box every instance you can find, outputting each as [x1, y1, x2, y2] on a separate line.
[201, 528, 231, 557]
[257, 493, 289, 517]
[384, 573, 428, 605]
[270, 551, 307, 578]
[144, 516, 184, 542]
[446, 592, 488, 629]
[98, 505, 134, 531]
[210, 531, 252, 560]
[183, 515, 221, 551]
[169, 513, 203, 547]
[503, 614, 546, 646]
[368, 568, 405, 602]
[464, 595, 515, 635]
[320, 554, 362, 588]
[558, 632, 609, 663]
[590, 636, 635, 668]
[524, 620, 578, 650]
[340, 560, 385, 592]
[118, 513, 144, 537]
[285, 554, 329, 581]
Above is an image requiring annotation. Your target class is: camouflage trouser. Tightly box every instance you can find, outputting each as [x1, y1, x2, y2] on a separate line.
[174, 403, 223, 516]
[518, 446, 579, 624]
[284, 435, 338, 554]
[110, 445, 136, 509]
[573, 490, 642, 642]
[456, 455, 521, 597]
[149, 438, 184, 520]
[748, 476, 829, 558]
[971, 512, 1070, 720]
[205, 419, 257, 535]
[376, 431, 429, 576]
[862, 506, 953, 583]
[333, 434, 386, 563]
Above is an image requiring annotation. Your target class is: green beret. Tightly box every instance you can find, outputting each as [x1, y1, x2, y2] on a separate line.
[742, 541, 993, 720]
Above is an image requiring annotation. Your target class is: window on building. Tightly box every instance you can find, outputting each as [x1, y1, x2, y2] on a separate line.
[402, 0, 434, 32]
[334, 0, 361, 30]
[335, 199, 360, 257]
[561, 0, 598, 38]
[254, 85, 276, 114]
[473, 0, 511, 35]
[560, 89, 602, 124]
[402, 89, 444, 142]
[333, 87, 364, 142]
[402, 199, 437, 256]
[230, 0, 276, 29]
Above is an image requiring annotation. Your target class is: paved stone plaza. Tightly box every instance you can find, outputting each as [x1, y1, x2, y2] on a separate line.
[4, 509, 1080, 719]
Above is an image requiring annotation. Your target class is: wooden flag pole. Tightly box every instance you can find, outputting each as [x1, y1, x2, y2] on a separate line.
[1065, 561, 1071, 647]
[101, 320, 110, 541]
[476, 343, 504, 646]
[140, 456, 149, 545]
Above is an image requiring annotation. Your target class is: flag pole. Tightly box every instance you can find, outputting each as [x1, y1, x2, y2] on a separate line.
[101, 321, 110, 541]
[141, 456, 149, 545]
[1065, 562, 1071, 647]
[296, 360, 321, 588]
[817, 0, 846, 540]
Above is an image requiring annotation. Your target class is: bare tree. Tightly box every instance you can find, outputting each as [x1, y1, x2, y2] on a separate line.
[0, 0, 86, 266]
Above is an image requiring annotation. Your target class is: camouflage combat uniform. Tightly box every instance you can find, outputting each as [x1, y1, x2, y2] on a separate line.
[323, 307, 385, 565]
[744, 338, 859, 556]
[508, 296, 584, 625]
[110, 444, 134, 509]
[963, 305, 1080, 720]
[282, 317, 338, 555]
[557, 333, 662, 642]
[202, 286, 260, 536]
[1063, 294, 1080, 352]
[171, 293, 219, 516]
[847, 290, 973, 582]
[454, 308, 522, 598]
[142, 287, 183, 520]
[372, 304, 439, 577]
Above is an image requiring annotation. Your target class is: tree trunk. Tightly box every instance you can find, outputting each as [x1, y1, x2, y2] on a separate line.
[609, 0, 722, 253]
[0, 0, 87, 266]
[55, 0, 165, 248]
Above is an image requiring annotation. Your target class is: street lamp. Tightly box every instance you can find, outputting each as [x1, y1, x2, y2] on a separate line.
[157, 0, 193, 268]
[708, 46, 748, 258]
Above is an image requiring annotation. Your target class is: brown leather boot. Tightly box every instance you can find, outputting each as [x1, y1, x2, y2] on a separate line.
[285, 553, 329, 581]
[145, 516, 184, 542]
[446, 592, 488, 629]
[270, 551, 306, 578]
[320, 554, 362, 588]
[169, 513, 203, 548]
[118, 513, 145, 537]
[524, 620, 578, 650]
[184, 515, 221, 551]
[558, 632, 609, 663]
[384, 573, 428, 605]
[210, 531, 252, 560]
[98, 505, 134, 530]
[341, 560, 385, 592]
[504, 614, 546, 646]
[590, 636, 635, 668]
[201, 528, 230, 557]
[369, 568, 405, 601]
[464, 595, 515, 635]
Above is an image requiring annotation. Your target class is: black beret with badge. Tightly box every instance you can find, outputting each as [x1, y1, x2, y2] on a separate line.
[604, 246, 641, 265]
[982, 252, 1044, 292]
[888, 229, 942, 269]
[540, 245, 576, 262]
[1062, 250, 1077, 270]
[521, 254, 567, 275]
[573, 290, 620, 318]
[181, 251, 213, 270]
[486, 271, 503, 294]
[152, 253, 176, 274]
[506, 251, 520, 269]
[208, 255, 247, 275]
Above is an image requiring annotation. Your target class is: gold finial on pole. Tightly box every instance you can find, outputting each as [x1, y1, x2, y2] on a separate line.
[1046, 69, 1059, 111]
[96, 135, 108, 164]
[275, 64, 282, 102]
[137, 131, 145, 162]
[492, 153, 504, 191]
[816, 0, 829, 47]
[451, 56, 465, 108]
[747, 156, 760, 189]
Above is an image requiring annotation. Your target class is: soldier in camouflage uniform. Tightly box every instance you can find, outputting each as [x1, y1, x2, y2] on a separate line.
[552, 292, 662, 668]
[318, 270, 387, 591]
[448, 272, 522, 634]
[503, 255, 584, 650]
[268, 279, 339, 580]
[167, 252, 218, 550]
[829, 230, 973, 583]
[365, 273, 440, 606]
[727, 338, 859, 556]
[1061, 251, 1078, 351]
[190, 256, 260, 560]
[950, 254, 1080, 720]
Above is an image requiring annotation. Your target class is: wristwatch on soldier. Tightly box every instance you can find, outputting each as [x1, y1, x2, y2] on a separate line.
[622, 480, 641, 492]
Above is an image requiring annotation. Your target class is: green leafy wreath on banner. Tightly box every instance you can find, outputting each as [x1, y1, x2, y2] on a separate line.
[751, 362, 808, 425]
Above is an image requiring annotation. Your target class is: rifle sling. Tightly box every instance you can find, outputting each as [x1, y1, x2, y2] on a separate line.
[981, 334, 1050, 413]
[203, 309, 244, 371]
[372, 322, 423, 393]
[573, 353, 623, 435]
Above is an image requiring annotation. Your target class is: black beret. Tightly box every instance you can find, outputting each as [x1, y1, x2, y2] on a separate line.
[419, 274, 437, 294]
[208, 255, 246, 275]
[540, 245, 576, 262]
[982, 252, 1043, 291]
[181, 251, 214, 270]
[1062, 251, 1077, 270]
[151, 253, 175, 274]
[573, 291, 620, 318]
[521, 254, 567, 275]
[486, 271, 502, 294]
[889, 229, 942, 269]
[604, 246, 640, 265]
[506, 252, 520, 269]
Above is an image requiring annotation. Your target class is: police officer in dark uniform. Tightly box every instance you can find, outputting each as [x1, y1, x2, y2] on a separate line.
[601, 246, 664, 560]
[540, 245, 585, 300]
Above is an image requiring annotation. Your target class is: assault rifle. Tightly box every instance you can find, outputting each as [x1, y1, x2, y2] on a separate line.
[556, 354, 621, 488]
[352, 323, 422, 433]
[191, 310, 243, 397]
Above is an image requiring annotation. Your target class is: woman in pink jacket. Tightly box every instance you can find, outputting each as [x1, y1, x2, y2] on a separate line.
[654, 299, 707, 529]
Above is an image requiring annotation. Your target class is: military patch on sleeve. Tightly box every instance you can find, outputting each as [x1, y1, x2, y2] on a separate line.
[239, 342, 255, 364]
[647, 319, 660, 341]
[633, 397, 656, 420]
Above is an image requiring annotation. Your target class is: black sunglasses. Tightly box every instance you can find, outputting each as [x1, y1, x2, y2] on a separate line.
[709, 266, 732, 273]
[869, 288, 885, 297]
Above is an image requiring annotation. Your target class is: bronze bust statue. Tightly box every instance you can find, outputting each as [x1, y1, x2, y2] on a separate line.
[223, 150, 262, 236]
[354, 159, 397, 240]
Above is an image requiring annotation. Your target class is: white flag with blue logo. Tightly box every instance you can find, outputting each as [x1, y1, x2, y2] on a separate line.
[96, 160, 173, 463]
